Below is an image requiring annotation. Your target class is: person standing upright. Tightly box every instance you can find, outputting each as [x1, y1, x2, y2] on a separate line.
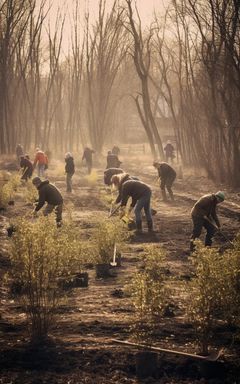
[33, 148, 48, 177]
[164, 141, 175, 163]
[16, 144, 24, 163]
[82, 147, 95, 174]
[65, 152, 75, 193]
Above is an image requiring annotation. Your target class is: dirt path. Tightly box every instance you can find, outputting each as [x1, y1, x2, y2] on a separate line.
[0, 159, 239, 383]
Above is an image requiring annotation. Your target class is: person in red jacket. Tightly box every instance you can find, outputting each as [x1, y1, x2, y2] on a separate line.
[33, 148, 48, 177]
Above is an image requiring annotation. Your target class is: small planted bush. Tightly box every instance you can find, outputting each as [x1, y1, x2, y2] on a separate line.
[24, 179, 38, 204]
[186, 239, 240, 354]
[0, 173, 21, 207]
[129, 245, 169, 340]
[9, 216, 88, 343]
[92, 218, 129, 264]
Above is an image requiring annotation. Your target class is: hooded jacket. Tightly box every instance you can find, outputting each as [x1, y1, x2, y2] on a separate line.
[35, 180, 63, 211]
[65, 157, 75, 174]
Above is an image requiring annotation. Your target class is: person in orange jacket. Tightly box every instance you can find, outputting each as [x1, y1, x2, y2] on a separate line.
[33, 148, 48, 177]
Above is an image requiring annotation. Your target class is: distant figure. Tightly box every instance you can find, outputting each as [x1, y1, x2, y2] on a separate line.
[65, 152, 75, 193]
[82, 147, 95, 174]
[16, 144, 24, 163]
[106, 150, 122, 169]
[112, 145, 120, 156]
[33, 148, 48, 177]
[164, 141, 175, 163]
[153, 162, 176, 201]
[32, 177, 63, 226]
[104, 168, 124, 186]
[190, 191, 225, 251]
[20, 155, 33, 181]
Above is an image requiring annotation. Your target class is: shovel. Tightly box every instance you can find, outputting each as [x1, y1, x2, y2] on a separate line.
[110, 243, 117, 266]
[108, 204, 120, 218]
[204, 216, 234, 247]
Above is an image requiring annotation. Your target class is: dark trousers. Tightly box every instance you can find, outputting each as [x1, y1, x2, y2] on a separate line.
[160, 174, 176, 200]
[191, 215, 215, 246]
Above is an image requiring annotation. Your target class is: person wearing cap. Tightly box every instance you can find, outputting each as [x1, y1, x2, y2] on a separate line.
[153, 161, 176, 201]
[164, 141, 175, 163]
[190, 191, 225, 251]
[65, 152, 75, 192]
[32, 177, 63, 226]
[33, 148, 48, 177]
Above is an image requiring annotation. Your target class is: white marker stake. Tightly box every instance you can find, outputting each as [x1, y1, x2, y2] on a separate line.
[110, 243, 117, 266]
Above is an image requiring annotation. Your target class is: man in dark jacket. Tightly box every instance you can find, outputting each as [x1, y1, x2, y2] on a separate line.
[65, 152, 75, 192]
[104, 168, 124, 186]
[20, 155, 33, 181]
[153, 161, 176, 201]
[82, 147, 95, 174]
[106, 151, 122, 169]
[164, 141, 175, 163]
[32, 177, 63, 225]
[190, 191, 225, 251]
[111, 175, 153, 233]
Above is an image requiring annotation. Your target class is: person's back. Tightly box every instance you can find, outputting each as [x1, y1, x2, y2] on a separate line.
[158, 162, 176, 179]
[104, 168, 124, 185]
[107, 152, 121, 168]
[38, 180, 63, 206]
[112, 145, 120, 156]
[65, 156, 75, 174]
[191, 194, 217, 218]
[121, 180, 151, 205]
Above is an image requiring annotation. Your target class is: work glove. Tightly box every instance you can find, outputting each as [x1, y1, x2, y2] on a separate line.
[119, 207, 125, 219]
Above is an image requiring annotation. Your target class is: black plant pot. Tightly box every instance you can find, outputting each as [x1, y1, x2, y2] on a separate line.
[95, 263, 111, 278]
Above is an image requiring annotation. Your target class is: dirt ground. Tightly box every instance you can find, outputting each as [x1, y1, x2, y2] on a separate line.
[0, 154, 240, 384]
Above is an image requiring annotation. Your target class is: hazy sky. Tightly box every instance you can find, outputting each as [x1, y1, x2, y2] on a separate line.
[39, 0, 168, 55]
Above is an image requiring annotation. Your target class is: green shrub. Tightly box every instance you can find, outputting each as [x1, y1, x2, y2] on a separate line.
[129, 245, 169, 340]
[9, 215, 88, 343]
[0, 173, 21, 207]
[186, 239, 240, 354]
[91, 218, 129, 264]
[24, 179, 38, 204]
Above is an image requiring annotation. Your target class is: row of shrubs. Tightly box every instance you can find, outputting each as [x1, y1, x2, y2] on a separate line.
[8, 216, 127, 342]
[130, 239, 240, 354]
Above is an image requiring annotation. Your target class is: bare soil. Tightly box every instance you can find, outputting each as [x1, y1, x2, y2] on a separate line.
[0, 155, 240, 384]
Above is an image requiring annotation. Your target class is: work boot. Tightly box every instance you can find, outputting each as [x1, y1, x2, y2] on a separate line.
[147, 220, 154, 232]
[135, 220, 143, 234]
